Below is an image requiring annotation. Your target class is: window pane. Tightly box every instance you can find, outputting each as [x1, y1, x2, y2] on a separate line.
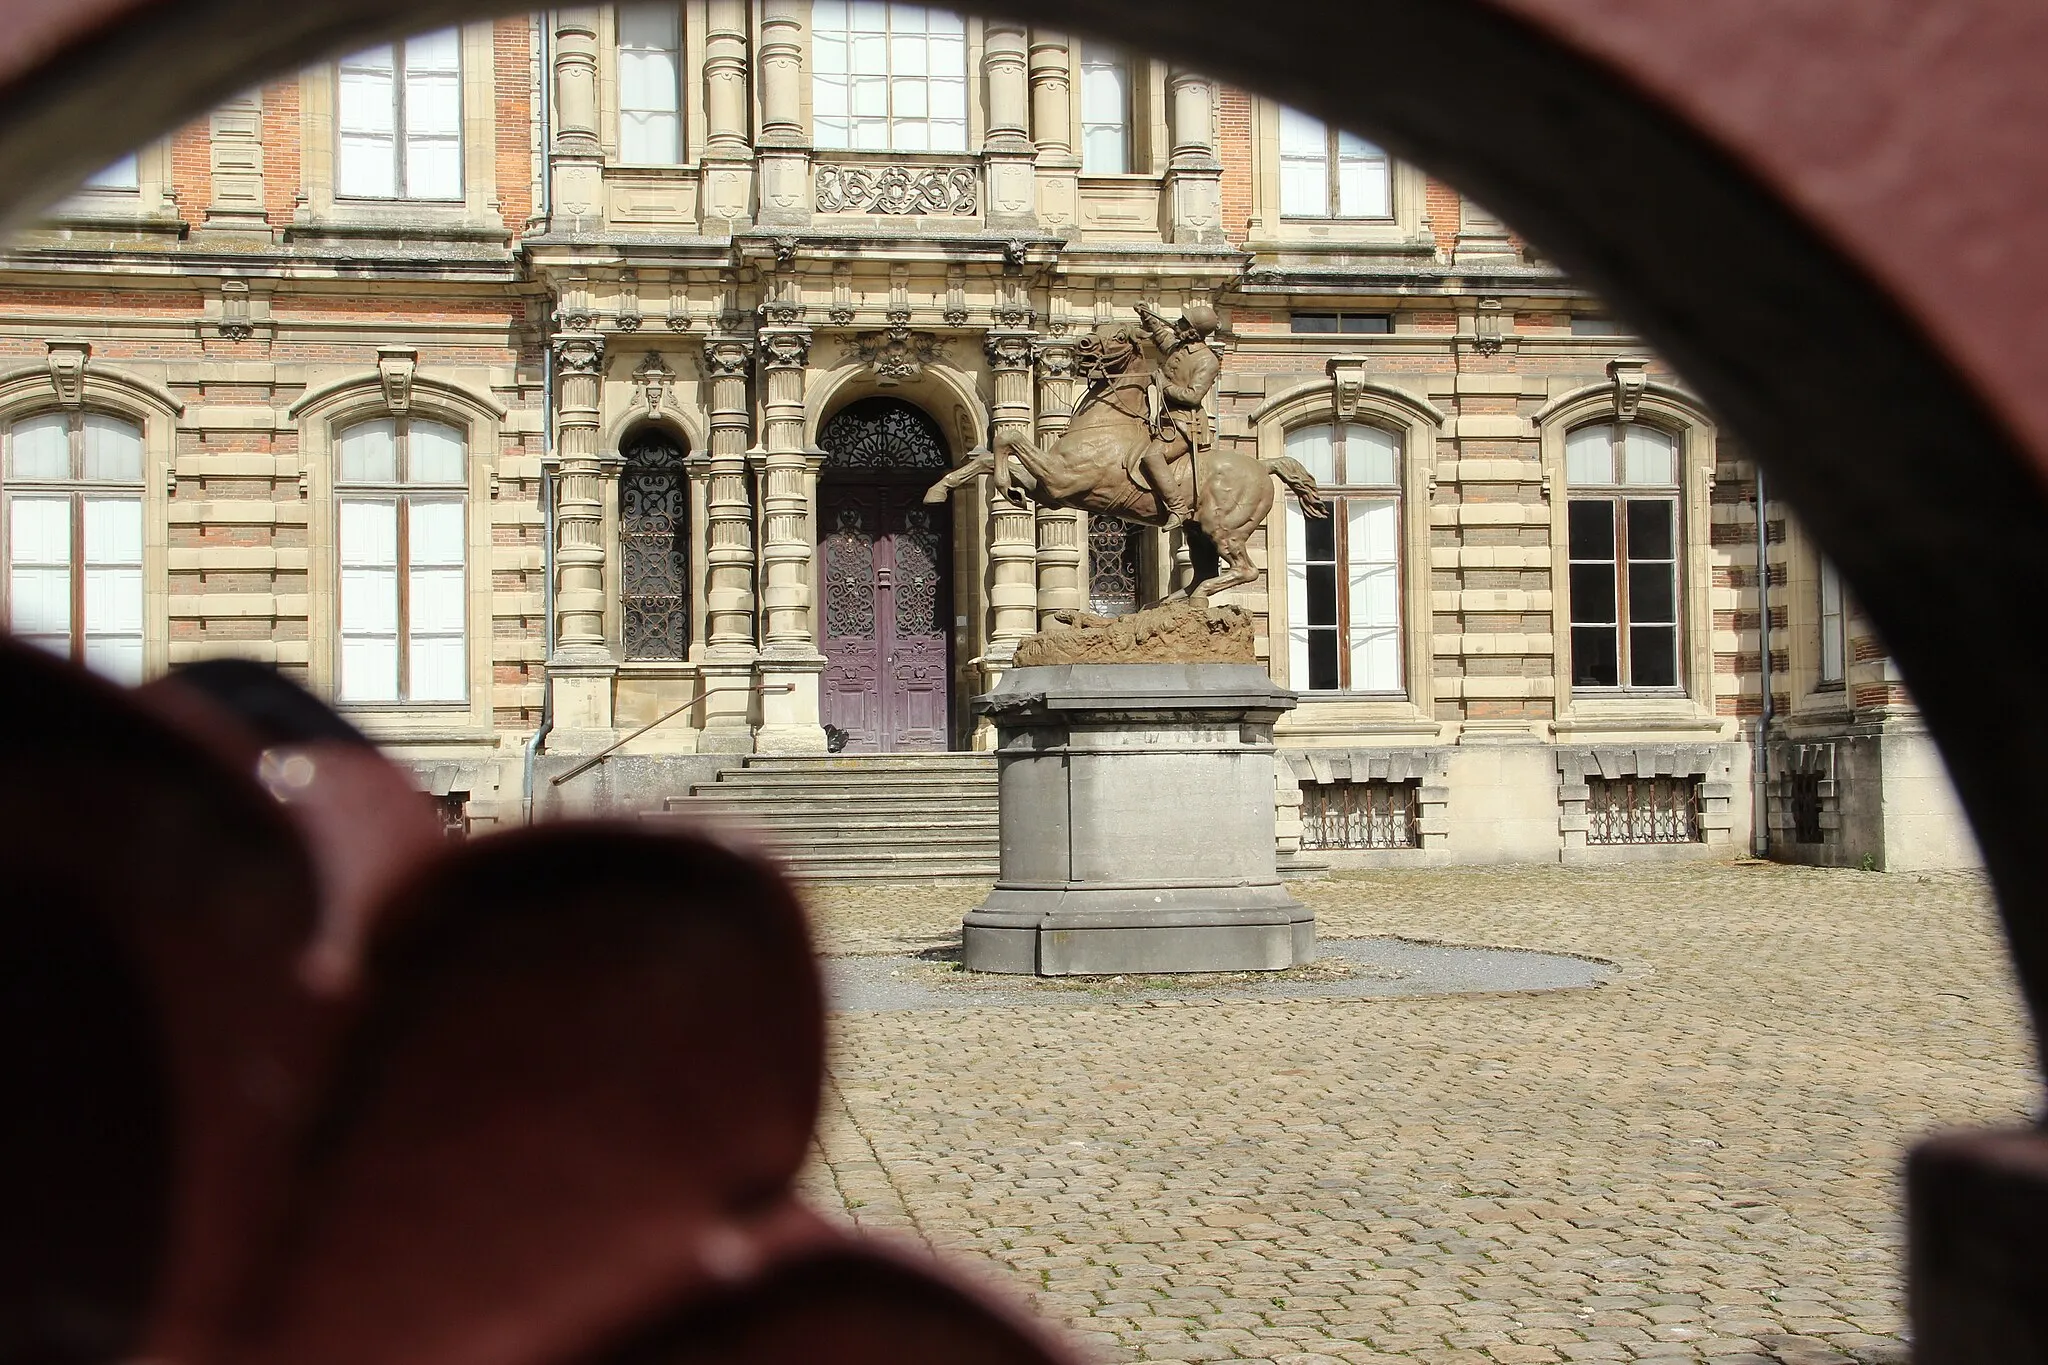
[928, 117, 967, 151]
[338, 498, 398, 568]
[893, 77, 928, 117]
[813, 0, 848, 32]
[1278, 106, 1326, 156]
[82, 415, 144, 482]
[1306, 629, 1339, 691]
[1572, 626, 1619, 687]
[1083, 125, 1128, 174]
[85, 153, 140, 190]
[1280, 158, 1327, 217]
[9, 414, 70, 479]
[408, 498, 466, 566]
[1284, 499, 1312, 691]
[1629, 626, 1679, 687]
[406, 136, 462, 200]
[1347, 499, 1402, 693]
[928, 76, 965, 119]
[847, 0, 887, 31]
[83, 568, 143, 639]
[409, 566, 466, 632]
[339, 567, 398, 633]
[851, 73, 887, 116]
[339, 637, 399, 702]
[1569, 563, 1616, 625]
[9, 496, 72, 641]
[1351, 623, 1400, 692]
[1081, 50, 1127, 120]
[1625, 498, 1674, 561]
[620, 111, 681, 164]
[928, 35, 966, 79]
[338, 135, 397, 197]
[1290, 314, 1337, 334]
[1305, 562, 1337, 625]
[1567, 498, 1614, 560]
[1340, 314, 1393, 334]
[924, 8, 964, 35]
[1623, 425, 1677, 486]
[408, 636, 466, 702]
[891, 33, 926, 75]
[850, 33, 887, 76]
[405, 69, 461, 135]
[83, 635, 143, 685]
[1565, 425, 1613, 485]
[1337, 155, 1390, 218]
[408, 421, 467, 484]
[1301, 503, 1336, 562]
[891, 118, 930, 150]
[82, 497, 143, 565]
[617, 3, 679, 52]
[405, 29, 459, 72]
[1819, 557, 1845, 682]
[338, 420, 398, 483]
[1284, 424, 1336, 484]
[1343, 425, 1399, 485]
[1628, 562, 1676, 625]
[619, 48, 679, 113]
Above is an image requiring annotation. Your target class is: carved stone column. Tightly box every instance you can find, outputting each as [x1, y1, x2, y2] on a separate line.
[549, 332, 617, 742]
[697, 334, 758, 751]
[700, 0, 755, 231]
[1033, 338, 1085, 623]
[550, 9, 605, 232]
[1165, 68, 1225, 244]
[756, 0, 812, 228]
[1028, 31, 1078, 232]
[752, 321, 827, 752]
[983, 332, 1040, 697]
[983, 20, 1037, 229]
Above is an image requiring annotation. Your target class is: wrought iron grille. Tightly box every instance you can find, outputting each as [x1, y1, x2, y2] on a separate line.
[1299, 780, 1420, 850]
[1088, 514, 1144, 615]
[620, 429, 688, 659]
[818, 397, 951, 471]
[822, 507, 877, 639]
[1789, 771, 1825, 843]
[1585, 775, 1702, 845]
[895, 507, 944, 635]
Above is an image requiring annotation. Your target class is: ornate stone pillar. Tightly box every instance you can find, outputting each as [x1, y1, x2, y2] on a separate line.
[697, 334, 758, 751]
[983, 331, 1040, 694]
[1033, 337, 1085, 623]
[982, 20, 1037, 229]
[550, 9, 605, 232]
[549, 331, 617, 741]
[1165, 68, 1225, 244]
[756, 0, 812, 228]
[700, 0, 755, 231]
[752, 319, 827, 752]
[1028, 31, 1079, 232]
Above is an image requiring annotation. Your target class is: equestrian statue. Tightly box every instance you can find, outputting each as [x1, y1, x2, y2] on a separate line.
[924, 302, 1329, 602]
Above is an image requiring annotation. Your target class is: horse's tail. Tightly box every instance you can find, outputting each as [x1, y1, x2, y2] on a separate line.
[1265, 455, 1330, 519]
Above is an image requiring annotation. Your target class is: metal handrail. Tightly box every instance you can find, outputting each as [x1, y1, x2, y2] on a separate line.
[549, 681, 796, 787]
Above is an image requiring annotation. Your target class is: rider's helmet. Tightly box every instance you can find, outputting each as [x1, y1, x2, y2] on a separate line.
[1179, 302, 1220, 338]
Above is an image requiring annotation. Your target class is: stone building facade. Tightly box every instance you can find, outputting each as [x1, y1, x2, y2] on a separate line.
[0, 3, 1977, 869]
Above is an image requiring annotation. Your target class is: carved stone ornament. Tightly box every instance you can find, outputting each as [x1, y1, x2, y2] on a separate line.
[555, 335, 605, 376]
[885, 305, 914, 334]
[759, 295, 806, 326]
[701, 337, 752, 379]
[632, 350, 679, 414]
[943, 304, 970, 327]
[813, 163, 979, 215]
[772, 235, 799, 270]
[219, 280, 253, 341]
[828, 303, 857, 325]
[1609, 357, 1650, 423]
[666, 305, 693, 332]
[993, 300, 1038, 329]
[1037, 340, 1078, 380]
[616, 270, 643, 332]
[1473, 297, 1503, 356]
[45, 340, 89, 408]
[854, 329, 942, 384]
[757, 329, 811, 370]
[1003, 239, 1030, 270]
[377, 346, 418, 416]
[985, 332, 1035, 373]
[1327, 354, 1368, 424]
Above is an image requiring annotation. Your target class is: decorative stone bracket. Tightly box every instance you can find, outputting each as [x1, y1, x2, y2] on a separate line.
[1556, 744, 1735, 851]
[1608, 357, 1649, 423]
[45, 340, 90, 407]
[631, 349, 680, 416]
[377, 346, 418, 416]
[1327, 354, 1368, 423]
[853, 328, 942, 384]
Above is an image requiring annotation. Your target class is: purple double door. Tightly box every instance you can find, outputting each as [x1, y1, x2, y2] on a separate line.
[817, 400, 954, 753]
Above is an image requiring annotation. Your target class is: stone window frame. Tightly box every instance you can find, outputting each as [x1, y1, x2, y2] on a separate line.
[294, 21, 503, 233]
[599, 400, 710, 672]
[1276, 747, 1451, 859]
[808, 1, 973, 153]
[0, 355, 180, 681]
[1556, 744, 1736, 856]
[43, 141, 181, 232]
[1782, 515, 1854, 719]
[1248, 373, 1441, 722]
[1536, 378, 1720, 730]
[1769, 739, 1842, 849]
[291, 370, 505, 741]
[1244, 96, 1429, 252]
[794, 8, 989, 160]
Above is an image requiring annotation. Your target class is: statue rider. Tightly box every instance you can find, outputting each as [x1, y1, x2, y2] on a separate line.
[1130, 300, 1221, 523]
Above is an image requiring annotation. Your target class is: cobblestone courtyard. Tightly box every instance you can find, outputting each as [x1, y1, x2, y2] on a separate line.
[793, 863, 2035, 1365]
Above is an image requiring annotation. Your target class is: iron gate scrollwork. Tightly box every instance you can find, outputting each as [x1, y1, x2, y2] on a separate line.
[818, 398, 952, 472]
[894, 508, 943, 637]
[619, 428, 689, 660]
[1088, 514, 1144, 616]
[823, 507, 877, 640]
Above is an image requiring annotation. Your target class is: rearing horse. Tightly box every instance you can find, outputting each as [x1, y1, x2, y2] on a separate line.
[924, 328, 1328, 601]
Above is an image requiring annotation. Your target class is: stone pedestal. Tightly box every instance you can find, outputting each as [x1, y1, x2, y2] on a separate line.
[962, 663, 1314, 975]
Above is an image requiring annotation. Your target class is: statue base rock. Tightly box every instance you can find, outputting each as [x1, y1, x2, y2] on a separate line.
[1013, 599, 1255, 667]
[962, 663, 1315, 976]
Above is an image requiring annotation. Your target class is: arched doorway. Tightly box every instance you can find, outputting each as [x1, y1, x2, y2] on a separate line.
[816, 398, 954, 753]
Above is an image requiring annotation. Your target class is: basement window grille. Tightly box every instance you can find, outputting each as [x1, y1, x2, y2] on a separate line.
[433, 791, 470, 840]
[1789, 771, 1825, 844]
[1585, 775, 1701, 845]
[1300, 779, 1419, 850]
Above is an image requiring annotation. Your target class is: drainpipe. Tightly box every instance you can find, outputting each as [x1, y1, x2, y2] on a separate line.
[521, 28, 556, 824]
[1753, 465, 1772, 857]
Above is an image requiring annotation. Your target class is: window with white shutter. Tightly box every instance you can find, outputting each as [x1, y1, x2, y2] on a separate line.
[3, 412, 146, 684]
[1079, 43, 1132, 174]
[1283, 422, 1404, 693]
[617, 5, 682, 164]
[812, 2, 968, 152]
[1818, 556, 1845, 686]
[335, 417, 468, 703]
[1278, 106, 1391, 219]
[338, 30, 462, 201]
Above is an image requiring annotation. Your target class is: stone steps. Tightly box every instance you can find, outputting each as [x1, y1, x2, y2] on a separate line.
[652, 751, 999, 883]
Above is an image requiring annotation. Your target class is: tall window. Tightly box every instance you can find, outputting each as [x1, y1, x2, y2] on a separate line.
[1818, 556, 1845, 685]
[1283, 423, 1401, 693]
[1278, 106, 1390, 219]
[1565, 421, 1681, 690]
[1079, 43, 1131, 173]
[3, 412, 145, 683]
[338, 29, 462, 200]
[619, 428, 689, 659]
[335, 417, 467, 703]
[812, 2, 968, 151]
[617, 5, 682, 165]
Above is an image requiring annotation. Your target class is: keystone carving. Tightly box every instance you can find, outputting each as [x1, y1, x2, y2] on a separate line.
[377, 346, 418, 416]
[632, 350, 678, 414]
[853, 328, 942, 384]
[1608, 357, 1649, 423]
[45, 340, 89, 408]
[1327, 354, 1368, 424]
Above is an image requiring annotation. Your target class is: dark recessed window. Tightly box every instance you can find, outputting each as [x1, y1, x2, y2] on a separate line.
[1571, 315, 1625, 336]
[1291, 312, 1394, 335]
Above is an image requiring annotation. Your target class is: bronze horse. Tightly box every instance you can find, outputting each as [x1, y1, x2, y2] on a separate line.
[924, 324, 1328, 601]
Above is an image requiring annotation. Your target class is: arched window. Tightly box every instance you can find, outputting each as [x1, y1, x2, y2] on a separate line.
[618, 427, 688, 660]
[811, 2, 968, 152]
[1564, 420, 1681, 690]
[3, 411, 146, 682]
[1283, 421, 1402, 693]
[335, 416, 468, 703]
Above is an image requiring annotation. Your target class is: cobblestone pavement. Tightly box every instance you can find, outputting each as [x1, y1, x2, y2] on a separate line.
[792, 863, 2036, 1365]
